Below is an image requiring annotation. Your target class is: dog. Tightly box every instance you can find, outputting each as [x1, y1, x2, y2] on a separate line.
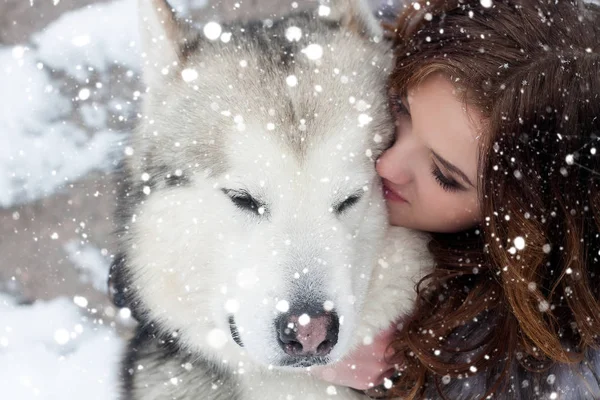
[109, 0, 433, 398]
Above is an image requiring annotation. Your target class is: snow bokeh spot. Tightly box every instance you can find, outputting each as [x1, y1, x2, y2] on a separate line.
[206, 328, 228, 349]
[181, 68, 199, 82]
[78, 87, 91, 100]
[318, 5, 331, 17]
[323, 300, 334, 311]
[54, 328, 70, 345]
[358, 113, 372, 127]
[538, 300, 550, 313]
[220, 32, 232, 43]
[286, 75, 298, 87]
[298, 313, 310, 326]
[73, 296, 88, 308]
[285, 26, 302, 42]
[225, 299, 240, 313]
[203, 22, 222, 41]
[513, 236, 525, 250]
[383, 377, 392, 389]
[119, 307, 132, 319]
[565, 154, 575, 165]
[301, 44, 323, 60]
[276, 300, 290, 313]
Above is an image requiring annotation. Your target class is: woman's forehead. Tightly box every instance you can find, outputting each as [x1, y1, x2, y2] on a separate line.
[406, 74, 483, 180]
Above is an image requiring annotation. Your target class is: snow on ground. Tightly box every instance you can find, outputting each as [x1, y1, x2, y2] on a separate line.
[33, 0, 140, 78]
[0, 238, 131, 400]
[0, 46, 123, 207]
[64, 241, 113, 294]
[0, 0, 214, 208]
[0, 294, 125, 399]
[0, 0, 140, 208]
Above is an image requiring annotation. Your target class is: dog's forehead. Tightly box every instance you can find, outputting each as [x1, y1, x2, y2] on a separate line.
[182, 11, 392, 160]
[222, 117, 376, 188]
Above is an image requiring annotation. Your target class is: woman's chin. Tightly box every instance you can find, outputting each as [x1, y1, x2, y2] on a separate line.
[387, 205, 417, 229]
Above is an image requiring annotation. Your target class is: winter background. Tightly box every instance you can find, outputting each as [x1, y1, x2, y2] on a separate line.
[0, 0, 401, 398]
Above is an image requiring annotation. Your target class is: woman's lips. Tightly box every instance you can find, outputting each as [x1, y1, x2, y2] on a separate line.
[382, 180, 408, 203]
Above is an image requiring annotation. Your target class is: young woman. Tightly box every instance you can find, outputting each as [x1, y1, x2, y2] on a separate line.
[315, 0, 600, 398]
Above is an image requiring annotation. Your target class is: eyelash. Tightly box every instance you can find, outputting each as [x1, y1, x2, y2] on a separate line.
[431, 164, 461, 192]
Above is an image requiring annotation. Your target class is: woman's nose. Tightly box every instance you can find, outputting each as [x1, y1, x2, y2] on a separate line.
[376, 140, 413, 185]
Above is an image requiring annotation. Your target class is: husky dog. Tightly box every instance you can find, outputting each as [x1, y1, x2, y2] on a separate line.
[109, 0, 433, 398]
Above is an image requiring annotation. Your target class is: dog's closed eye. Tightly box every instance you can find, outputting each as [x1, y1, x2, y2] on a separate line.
[222, 189, 266, 216]
[333, 193, 362, 215]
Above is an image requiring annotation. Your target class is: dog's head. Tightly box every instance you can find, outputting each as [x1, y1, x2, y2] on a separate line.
[118, 0, 398, 368]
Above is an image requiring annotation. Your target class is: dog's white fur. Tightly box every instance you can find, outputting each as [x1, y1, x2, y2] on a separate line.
[114, 1, 433, 398]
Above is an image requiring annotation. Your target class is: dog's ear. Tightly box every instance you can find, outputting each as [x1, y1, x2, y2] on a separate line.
[320, 0, 383, 40]
[138, 0, 196, 86]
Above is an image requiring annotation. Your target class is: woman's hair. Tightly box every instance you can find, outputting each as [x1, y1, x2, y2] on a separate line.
[380, 1, 600, 398]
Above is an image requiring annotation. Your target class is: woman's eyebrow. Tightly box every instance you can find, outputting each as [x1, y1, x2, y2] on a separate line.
[431, 151, 475, 188]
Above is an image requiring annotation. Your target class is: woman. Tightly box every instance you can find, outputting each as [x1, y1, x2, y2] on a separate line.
[315, 0, 600, 398]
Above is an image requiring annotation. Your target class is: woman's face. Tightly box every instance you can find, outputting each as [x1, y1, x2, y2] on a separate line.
[376, 74, 482, 233]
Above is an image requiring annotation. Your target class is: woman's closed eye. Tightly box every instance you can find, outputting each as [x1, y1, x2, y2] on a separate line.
[431, 162, 464, 192]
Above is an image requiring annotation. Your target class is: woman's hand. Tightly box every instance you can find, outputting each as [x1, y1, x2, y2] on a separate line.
[310, 323, 399, 390]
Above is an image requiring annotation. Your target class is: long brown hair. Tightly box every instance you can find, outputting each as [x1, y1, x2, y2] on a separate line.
[380, 1, 600, 398]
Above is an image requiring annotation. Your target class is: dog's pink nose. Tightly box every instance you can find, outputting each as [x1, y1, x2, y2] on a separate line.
[277, 312, 338, 357]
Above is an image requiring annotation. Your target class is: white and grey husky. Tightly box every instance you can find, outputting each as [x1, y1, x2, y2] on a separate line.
[109, 0, 433, 398]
